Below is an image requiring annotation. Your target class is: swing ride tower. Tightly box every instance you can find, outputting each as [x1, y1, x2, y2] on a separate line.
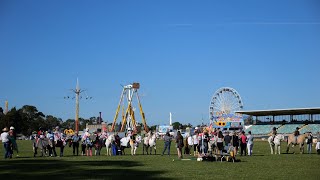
[110, 82, 149, 133]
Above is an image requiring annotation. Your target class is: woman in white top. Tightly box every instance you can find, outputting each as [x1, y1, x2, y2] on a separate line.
[246, 131, 254, 156]
[187, 135, 193, 155]
[192, 132, 199, 156]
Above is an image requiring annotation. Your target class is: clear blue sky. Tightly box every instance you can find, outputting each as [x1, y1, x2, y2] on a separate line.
[1, 0, 320, 126]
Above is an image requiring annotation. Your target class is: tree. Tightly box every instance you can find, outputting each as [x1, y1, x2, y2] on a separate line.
[61, 119, 75, 129]
[172, 122, 181, 130]
[45, 115, 61, 130]
[150, 125, 157, 131]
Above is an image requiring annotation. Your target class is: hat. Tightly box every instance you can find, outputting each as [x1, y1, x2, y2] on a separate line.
[10, 126, 15, 130]
[195, 127, 199, 130]
[2, 127, 8, 132]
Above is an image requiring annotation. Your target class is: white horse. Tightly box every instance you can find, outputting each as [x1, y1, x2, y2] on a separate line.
[149, 132, 157, 154]
[105, 134, 115, 156]
[268, 134, 285, 154]
[143, 132, 151, 155]
[143, 132, 156, 155]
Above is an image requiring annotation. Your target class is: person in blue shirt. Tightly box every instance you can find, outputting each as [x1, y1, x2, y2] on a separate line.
[46, 129, 57, 157]
[72, 132, 81, 156]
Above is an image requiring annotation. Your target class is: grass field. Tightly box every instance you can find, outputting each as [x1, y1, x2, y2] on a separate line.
[0, 140, 319, 179]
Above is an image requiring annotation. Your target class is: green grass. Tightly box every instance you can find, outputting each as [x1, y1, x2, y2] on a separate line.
[0, 140, 319, 179]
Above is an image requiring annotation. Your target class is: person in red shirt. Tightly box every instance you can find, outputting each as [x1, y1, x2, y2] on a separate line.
[240, 131, 247, 156]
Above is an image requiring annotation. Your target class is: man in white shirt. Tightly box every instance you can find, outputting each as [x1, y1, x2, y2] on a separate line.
[187, 134, 193, 155]
[1, 127, 11, 158]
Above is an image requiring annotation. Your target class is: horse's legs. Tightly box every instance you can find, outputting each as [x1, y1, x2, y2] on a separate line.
[300, 144, 304, 154]
[286, 143, 290, 154]
[270, 144, 274, 154]
[275, 145, 278, 155]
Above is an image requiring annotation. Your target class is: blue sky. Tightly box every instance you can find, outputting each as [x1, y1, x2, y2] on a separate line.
[1, 0, 320, 126]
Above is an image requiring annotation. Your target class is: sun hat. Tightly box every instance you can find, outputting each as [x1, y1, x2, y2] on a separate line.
[2, 127, 8, 132]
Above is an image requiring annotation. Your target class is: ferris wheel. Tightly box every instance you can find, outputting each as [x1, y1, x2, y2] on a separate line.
[209, 87, 243, 119]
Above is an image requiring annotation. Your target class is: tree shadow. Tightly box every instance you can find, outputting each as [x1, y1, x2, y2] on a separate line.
[0, 159, 172, 180]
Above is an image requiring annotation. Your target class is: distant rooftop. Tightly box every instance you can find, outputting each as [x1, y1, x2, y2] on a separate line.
[236, 107, 320, 116]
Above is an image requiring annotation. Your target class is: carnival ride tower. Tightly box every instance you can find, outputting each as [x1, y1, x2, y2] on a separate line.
[111, 83, 149, 133]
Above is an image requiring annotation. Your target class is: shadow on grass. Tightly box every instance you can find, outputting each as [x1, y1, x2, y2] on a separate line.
[0, 159, 171, 180]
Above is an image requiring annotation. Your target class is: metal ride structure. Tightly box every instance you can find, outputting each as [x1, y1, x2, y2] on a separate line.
[209, 87, 244, 129]
[111, 82, 149, 133]
[64, 79, 92, 134]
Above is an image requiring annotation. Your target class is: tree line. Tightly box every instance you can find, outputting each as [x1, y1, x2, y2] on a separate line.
[0, 105, 196, 136]
[0, 105, 104, 135]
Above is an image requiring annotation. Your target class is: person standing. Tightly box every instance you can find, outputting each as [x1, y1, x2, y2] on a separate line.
[316, 132, 320, 155]
[271, 127, 277, 144]
[231, 131, 239, 156]
[240, 131, 247, 156]
[175, 131, 184, 159]
[187, 134, 193, 155]
[246, 131, 254, 156]
[224, 131, 231, 148]
[162, 132, 172, 156]
[192, 131, 199, 156]
[293, 127, 300, 144]
[72, 132, 81, 156]
[1, 127, 11, 159]
[216, 131, 224, 155]
[54, 126, 65, 157]
[82, 128, 92, 156]
[9, 126, 18, 156]
[47, 129, 57, 157]
[202, 130, 209, 154]
[306, 132, 313, 154]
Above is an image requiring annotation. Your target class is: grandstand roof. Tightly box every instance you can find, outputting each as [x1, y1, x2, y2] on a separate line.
[236, 107, 320, 116]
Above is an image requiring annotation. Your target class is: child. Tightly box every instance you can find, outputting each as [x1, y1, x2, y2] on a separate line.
[81, 140, 86, 156]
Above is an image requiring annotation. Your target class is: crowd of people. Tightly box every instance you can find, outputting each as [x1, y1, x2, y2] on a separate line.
[2, 126, 320, 159]
[161, 127, 254, 159]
